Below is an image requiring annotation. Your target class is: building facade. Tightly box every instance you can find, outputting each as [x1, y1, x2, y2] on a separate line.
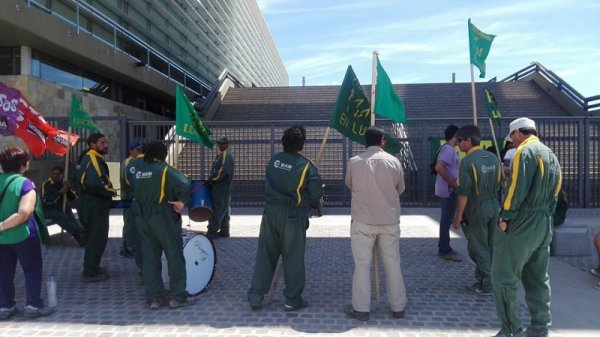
[0, 0, 288, 119]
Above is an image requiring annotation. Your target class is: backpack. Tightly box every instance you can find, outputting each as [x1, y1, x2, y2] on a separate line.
[430, 144, 446, 176]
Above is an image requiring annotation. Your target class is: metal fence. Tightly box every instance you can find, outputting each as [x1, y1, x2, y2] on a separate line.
[42, 116, 600, 207]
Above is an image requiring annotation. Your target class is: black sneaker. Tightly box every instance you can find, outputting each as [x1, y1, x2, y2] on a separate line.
[344, 304, 369, 321]
[0, 305, 18, 320]
[119, 249, 135, 258]
[525, 328, 548, 337]
[217, 230, 230, 238]
[205, 231, 218, 240]
[168, 296, 197, 309]
[148, 298, 165, 310]
[284, 299, 308, 312]
[249, 302, 262, 311]
[74, 234, 87, 247]
[82, 273, 109, 283]
[465, 283, 492, 296]
[24, 305, 55, 319]
[439, 251, 462, 262]
[493, 330, 511, 337]
[391, 310, 405, 319]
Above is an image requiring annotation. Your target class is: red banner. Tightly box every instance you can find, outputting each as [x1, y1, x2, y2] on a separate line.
[0, 81, 78, 157]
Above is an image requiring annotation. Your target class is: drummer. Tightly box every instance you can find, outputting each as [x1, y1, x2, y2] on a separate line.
[129, 141, 195, 309]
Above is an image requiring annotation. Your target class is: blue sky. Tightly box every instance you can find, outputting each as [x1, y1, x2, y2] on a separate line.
[257, 0, 600, 97]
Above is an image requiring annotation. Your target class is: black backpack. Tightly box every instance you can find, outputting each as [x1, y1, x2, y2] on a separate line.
[430, 144, 446, 176]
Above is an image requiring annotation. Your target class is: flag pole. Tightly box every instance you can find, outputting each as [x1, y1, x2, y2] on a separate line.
[487, 118, 508, 182]
[315, 127, 331, 165]
[470, 64, 478, 126]
[61, 126, 73, 213]
[370, 50, 381, 310]
[173, 133, 179, 169]
[487, 118, 502, 161]
[370, 51, 378, 127]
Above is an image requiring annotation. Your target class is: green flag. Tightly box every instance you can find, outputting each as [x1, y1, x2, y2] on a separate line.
[374, 56, 408, 123]
[383, 134, 403, 154]
[329, 65, 371, 146]
[484, 88, 501, 119]
[468, 19, 495, 78]
[329, 66, 402, 154]
[175, 85, 213, 148]
[69, 94, 101, 132]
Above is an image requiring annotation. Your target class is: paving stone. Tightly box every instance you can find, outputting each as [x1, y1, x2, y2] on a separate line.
[1, 207, 594, 336]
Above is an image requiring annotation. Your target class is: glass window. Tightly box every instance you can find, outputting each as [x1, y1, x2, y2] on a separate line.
[0, 47, 20, 75]
[40, 62, 82, 89]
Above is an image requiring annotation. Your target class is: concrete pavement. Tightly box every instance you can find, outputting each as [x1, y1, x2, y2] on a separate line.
[1, 207, 599, 337]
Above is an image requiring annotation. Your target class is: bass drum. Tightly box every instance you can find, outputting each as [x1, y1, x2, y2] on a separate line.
[182, 233, 216, 295]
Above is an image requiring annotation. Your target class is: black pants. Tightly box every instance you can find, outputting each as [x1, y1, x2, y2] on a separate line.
[0, 236, 43, 308]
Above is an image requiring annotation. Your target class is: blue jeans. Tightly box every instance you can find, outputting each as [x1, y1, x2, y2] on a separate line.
[438, 192, 457, 255]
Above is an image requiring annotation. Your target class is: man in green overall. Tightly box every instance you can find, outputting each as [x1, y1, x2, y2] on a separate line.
[130, 141, 194, 309]
[123, 143, 145, 272]
[119, 141, 143, 258]
[41, 166, 86, 246]
[76, 133, 116, 282]
[493, 118, 562, 337]
[452, 125, 501, 295]
[206, 136, 234, 239]
[247, 126, 323, 311]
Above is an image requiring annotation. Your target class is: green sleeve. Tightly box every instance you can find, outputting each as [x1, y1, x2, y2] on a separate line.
[168, 166, 192, 204]
[306, 163, 323, 203]
[83, 157, 115, 198]
[455, 159, 471, 197]
[210, 152, 233, 183]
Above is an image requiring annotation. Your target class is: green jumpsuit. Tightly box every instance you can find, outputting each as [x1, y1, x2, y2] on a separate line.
[456, 146, 501, 292]
[41, 177, 84, 239]
[120, 156, 138, 253]
[247, 152, 322, 308]
[207, 149, 234, 235]
[124, 154, 144, 269]
[130, 159, 191, 304]
[76, 150, 116, 277]
[493, 136, 562, 336]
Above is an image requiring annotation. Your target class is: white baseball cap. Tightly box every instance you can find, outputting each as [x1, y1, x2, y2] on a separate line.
[506, 117, 536, 141]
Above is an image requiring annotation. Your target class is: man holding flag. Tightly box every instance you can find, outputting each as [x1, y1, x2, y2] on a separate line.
[75, 133, 116, 282]
[206, 136, 235, 239]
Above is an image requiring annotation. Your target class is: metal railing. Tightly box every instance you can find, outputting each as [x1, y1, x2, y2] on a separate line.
[501, 62, 600, 113]
[26, 0, 211, 96]
[38, 116, 600, 208]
